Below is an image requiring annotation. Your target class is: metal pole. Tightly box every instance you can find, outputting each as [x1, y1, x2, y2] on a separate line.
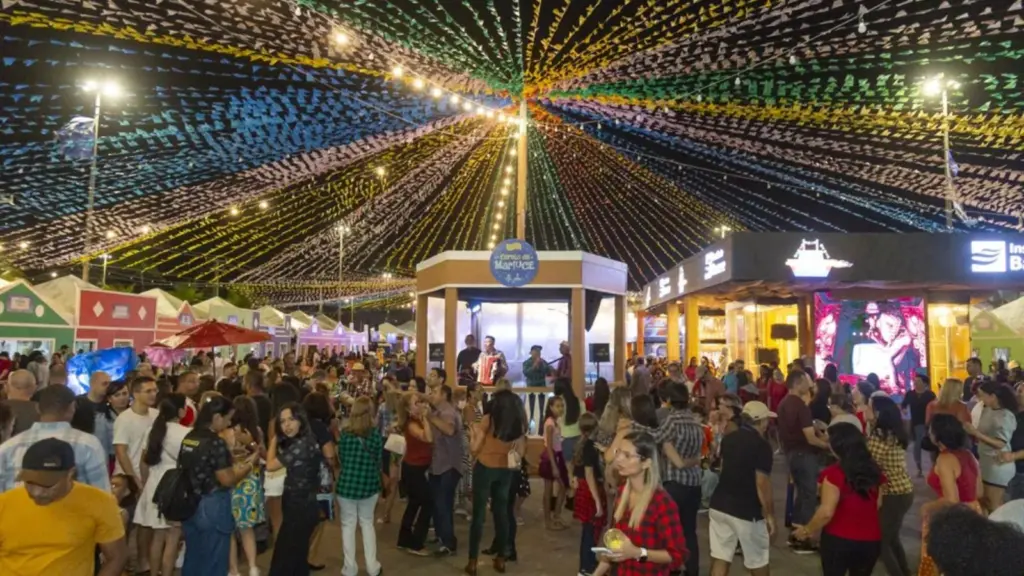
[515, 99, 528, 240]
[101, 256, 108, 287]
[338, 230, 344, 322]
[82, 92, 102, 281]
[941, 88, 954, 231]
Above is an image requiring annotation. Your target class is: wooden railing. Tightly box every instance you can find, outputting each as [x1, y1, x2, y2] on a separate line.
[480, 385, 595, 437]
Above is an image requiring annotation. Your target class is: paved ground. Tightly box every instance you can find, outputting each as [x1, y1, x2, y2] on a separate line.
[252, 452, 931, 575]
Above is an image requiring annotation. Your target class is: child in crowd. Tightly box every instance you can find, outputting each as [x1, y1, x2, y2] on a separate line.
[539, 396, 569, 530]
[570, 413, 604, 576]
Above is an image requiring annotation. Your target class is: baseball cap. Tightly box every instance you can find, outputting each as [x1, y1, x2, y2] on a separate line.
[741, 401, 777, 422]
[530, 345, 543, 352]
[351, 362, 366, 371]
[17, 438, 75, 487]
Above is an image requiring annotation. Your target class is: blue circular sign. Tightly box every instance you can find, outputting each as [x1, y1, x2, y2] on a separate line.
[489, 239, 539, 287]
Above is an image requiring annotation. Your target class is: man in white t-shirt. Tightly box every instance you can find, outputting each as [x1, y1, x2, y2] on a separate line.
[113, 376, 159, 574]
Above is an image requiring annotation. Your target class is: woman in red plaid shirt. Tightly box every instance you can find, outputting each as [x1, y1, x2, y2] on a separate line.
[594, 431, 688, 576]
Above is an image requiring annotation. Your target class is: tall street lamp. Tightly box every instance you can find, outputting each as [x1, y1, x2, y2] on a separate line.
[923, 74, 961, 230]
[100, 253, 111, 287]
[337, 224, 350, 322]
[81, 79, 122, 282]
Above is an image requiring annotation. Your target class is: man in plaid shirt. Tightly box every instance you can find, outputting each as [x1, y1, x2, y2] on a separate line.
[634, 382, 704, 576]
[0, 385, 110, 492]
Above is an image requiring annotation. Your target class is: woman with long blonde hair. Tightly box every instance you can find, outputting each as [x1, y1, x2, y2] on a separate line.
[926, 379, 971, 425]
[593, 431, 687, 576]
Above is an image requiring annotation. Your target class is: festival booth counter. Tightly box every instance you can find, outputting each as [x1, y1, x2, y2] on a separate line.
[639, 232, 1024, 395]
[0, 280, 75, 356]
[141, 289, 197, 340]
[375, 322, 414, 352]
[36, 276, 158, 351]
[295, 316, 367, 358]
[256, 306, 294, 360]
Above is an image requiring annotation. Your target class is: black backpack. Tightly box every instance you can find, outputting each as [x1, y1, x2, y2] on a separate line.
[153, 466, 200, 522]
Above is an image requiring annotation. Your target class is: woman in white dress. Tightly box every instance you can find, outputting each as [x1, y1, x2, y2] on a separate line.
[136, 393, 191, 576]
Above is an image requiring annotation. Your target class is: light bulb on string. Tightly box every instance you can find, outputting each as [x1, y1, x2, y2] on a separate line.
[450, 94, 460, 104]
[858, 17, 867, 33]
[430, 87, 442, 98]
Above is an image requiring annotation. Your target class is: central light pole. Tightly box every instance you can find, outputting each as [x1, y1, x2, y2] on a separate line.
[714, 225, 732, 238]
[923, 74, 961, 231]
[80, 80, 121, 282]
[337, 224, 349, 322]
[515, 99, 528, 240]
[100, 253, 110, 287]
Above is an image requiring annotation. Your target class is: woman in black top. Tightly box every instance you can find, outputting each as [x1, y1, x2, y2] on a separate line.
[180, 396, 257, 576]
[902, 373, 937, 476]
[267, 402, 325, 576]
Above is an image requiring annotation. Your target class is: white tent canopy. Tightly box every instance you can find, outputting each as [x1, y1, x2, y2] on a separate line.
[140, 288, 185, 318]
[34, 275, 100, 323]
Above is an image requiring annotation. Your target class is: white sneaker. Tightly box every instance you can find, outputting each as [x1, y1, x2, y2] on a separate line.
[249, 567, 261, 576]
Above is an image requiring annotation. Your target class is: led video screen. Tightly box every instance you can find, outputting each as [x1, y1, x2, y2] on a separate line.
[814, 293, 927, 396]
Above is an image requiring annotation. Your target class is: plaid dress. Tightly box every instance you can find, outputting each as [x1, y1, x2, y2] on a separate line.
[335, 429, 384, 500]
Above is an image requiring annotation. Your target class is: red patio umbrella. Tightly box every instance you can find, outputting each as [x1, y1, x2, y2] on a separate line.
[151, 319, 271, 350]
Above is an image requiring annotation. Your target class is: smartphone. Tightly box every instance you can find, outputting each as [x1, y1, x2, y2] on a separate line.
[591, 547, 614, 554]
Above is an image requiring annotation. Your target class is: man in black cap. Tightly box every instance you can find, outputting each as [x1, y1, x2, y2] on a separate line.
[522, 344, 549, 387]
[0, 438, 127, 575]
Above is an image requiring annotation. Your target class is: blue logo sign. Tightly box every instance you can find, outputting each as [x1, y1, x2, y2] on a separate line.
[489, 239, 539, 287]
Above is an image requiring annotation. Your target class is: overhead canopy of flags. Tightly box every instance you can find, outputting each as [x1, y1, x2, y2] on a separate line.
[0, 0, 1022, 303]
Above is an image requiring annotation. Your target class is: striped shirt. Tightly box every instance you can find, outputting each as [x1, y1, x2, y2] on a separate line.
[0, 422, 111, 492]
[635, 409, 704, 486]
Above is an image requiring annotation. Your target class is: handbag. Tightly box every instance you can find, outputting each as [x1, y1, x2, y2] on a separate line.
[384, 432, 406, 455]
[507, 438, 523, 470]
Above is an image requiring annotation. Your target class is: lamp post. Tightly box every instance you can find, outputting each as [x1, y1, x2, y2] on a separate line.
[80, 80, 121, 282]
[374, 166, 387, 197]
[337, 224, 349, 322]
[100, 253, 110, 287]
[923, 75, 961, 231]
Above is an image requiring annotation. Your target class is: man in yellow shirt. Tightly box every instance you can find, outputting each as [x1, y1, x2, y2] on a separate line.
[0, 438, 127, 576]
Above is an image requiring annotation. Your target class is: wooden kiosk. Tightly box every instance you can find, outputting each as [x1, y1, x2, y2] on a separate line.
[413, 250, 629, 396]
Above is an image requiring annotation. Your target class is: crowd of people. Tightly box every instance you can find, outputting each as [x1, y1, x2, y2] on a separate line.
[1, 339, 1024, 576]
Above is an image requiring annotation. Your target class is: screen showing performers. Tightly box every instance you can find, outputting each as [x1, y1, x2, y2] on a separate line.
[814, 293, 927, 396]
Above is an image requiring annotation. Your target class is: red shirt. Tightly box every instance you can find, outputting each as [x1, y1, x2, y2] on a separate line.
[404, 424, 433, 466]
[179, 398, 197, 427]
[610, 486, 687, 575]
[818, 464, 886, 541]
[927, 449, 979, 502]
[767, 381, 787, 411]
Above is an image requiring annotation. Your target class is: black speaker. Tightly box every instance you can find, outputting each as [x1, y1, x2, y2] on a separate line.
[770, 324, 798, 340]
[589, 343, 611, 363]
[756, 348, 780, 365]
[428, 343, 445, 362]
